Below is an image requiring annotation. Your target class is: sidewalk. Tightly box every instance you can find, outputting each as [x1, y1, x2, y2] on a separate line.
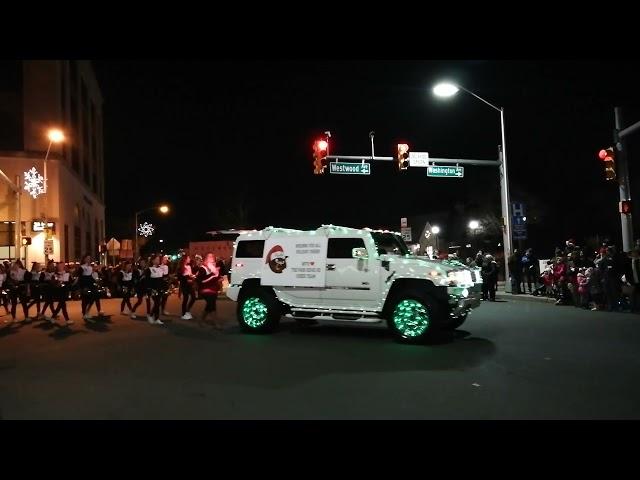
[495, 281, 556, 304]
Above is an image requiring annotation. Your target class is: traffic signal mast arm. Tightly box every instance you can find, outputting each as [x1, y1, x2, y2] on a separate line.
[325, 155, 499, 167]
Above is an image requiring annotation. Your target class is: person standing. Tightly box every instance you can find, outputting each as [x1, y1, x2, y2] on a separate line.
[508, 249, 523, 294]
[196, 253, 223, 329]
[624, 248, 640, 313]
[481, 254, 498, 301]
[178, 255, 197, 320]
[521, 248, 538, 294]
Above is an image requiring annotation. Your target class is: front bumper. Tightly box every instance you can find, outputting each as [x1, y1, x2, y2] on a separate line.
[226, 284, 241, 302]
[447, 285, 482, 316]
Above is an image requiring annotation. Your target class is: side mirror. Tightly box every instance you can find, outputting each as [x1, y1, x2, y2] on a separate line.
[352, 247, 368, 259]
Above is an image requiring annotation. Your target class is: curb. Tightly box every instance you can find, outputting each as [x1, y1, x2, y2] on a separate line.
[496, 293, 556, 304]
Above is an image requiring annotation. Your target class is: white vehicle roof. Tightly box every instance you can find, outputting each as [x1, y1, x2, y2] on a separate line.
[235, 225, 405, 240]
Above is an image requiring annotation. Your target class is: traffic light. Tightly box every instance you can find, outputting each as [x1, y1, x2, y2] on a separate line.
[619, 200, 631, 215]
[598, 147, 616, 181]
[22, 237, 31, 246]
[313, 139, 329, 175]
[397, 144, 409, 170]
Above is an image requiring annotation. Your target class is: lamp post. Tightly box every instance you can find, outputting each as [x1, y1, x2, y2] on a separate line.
[134, 205, 169, 259]
[431, 225, 440, 251]
[42, 129, 64, 262]
[468, 220, 480, 251]
[433, 82, 513, 291]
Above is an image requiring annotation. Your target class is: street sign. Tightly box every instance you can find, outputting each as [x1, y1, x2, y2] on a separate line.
[400, 217, 407, 228]
[427, 166, 464, 178]
[329, 162, 371, 175]
[513, 215, 527, 240]
[512, 202, 526, 217]
[44, 239, 54, 256]
[401, 227, 412, 242]
[409, 151, 429, 167]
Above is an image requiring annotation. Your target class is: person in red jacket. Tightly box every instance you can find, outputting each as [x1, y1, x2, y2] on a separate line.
[553, 256, 569, 305]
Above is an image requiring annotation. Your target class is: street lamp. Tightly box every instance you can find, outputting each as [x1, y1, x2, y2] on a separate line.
[433, 81, 513, 291]
[44, 129, 65, 195]
[135, 204, 169, 259]
[468, 220, 480, 251]
[431, 225, 440, 250]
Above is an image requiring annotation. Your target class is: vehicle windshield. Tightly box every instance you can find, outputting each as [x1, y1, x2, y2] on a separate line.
[371, 232, 411, 257]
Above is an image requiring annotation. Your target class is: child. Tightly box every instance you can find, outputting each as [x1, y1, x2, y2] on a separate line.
[577, 268, 590, 309]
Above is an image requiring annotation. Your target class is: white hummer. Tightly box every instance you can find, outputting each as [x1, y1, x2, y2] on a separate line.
[226, 225, 482, 343]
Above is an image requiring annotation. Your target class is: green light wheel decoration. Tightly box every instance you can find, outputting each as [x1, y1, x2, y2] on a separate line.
[392, 299, 430, 338]
[241, 297, 269, 328]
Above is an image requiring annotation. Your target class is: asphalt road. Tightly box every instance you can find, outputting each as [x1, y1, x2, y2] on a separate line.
[1, 295, 639, 419]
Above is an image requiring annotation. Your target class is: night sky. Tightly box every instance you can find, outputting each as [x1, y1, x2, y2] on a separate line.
[93, 60, 640, 255]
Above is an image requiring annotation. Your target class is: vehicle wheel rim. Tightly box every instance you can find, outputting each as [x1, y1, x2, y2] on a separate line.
[242, 297, 269, 328]
[392, 299, 429, 338]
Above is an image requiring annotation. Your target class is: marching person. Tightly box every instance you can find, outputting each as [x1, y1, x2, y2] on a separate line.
[177, 255, 197, 320]
[86, 264, 106, 315]
[196, 252, 223, 329]
[39, 261, 57, 321]
[130, 258, 151, 320]
[0, 264, 10, 316]
[7, 260, 31, 323]
[26, 262, 44, 320]
[51, 261, 72, 326]
[75, 255, 103, 323]
[160, 255, 172, 316]
[119, 261, 135, 315]
[146, 254, 165, 325]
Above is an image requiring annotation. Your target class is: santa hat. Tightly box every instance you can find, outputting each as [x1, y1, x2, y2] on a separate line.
[265, 245, 286, 264]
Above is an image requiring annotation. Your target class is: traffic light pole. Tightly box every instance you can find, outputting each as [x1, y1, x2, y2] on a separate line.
[324, 150, 513, 289]
[615, 107, 634, 252]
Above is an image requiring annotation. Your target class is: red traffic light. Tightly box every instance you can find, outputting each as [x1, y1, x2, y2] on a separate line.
[620, 201, 631, 215]
[599, 147, 615, 161]
[313, 138, 329, 175]
[397, 144, 410, 170]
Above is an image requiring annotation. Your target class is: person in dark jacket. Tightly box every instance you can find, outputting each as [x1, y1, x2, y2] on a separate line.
[508, 249, 523, 294]
[481, 254, 498, 301]
[624, 248, 640, 313]
[521, 248, 538, 294]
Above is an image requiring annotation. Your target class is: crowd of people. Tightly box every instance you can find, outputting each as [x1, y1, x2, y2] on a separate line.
[507, 238, 640, 312]
[0, 252, 229, 329]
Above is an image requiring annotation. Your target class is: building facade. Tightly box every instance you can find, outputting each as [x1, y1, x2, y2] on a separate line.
[0, 60, 105, 265]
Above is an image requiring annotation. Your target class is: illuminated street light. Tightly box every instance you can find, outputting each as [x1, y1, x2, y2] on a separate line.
[431, 226, 441, 235]
[468, 220, 480, 230]
[47, 129, 65, 144]
[432, 82, 460, 98]
[159, 205, 169, 214]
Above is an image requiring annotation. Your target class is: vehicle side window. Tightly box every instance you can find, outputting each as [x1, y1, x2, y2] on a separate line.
[327, 238, 366, 259]
[235, 240, 265, 258]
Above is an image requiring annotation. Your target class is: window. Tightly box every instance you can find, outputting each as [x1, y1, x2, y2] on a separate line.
[235, 240, 264, 258]
[86, 231, 91, 258]
[64, 224, 69, 262]
[74, 225, 81, 260]
[0, 222, 14, 246]
[327, 238, 366, 259]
